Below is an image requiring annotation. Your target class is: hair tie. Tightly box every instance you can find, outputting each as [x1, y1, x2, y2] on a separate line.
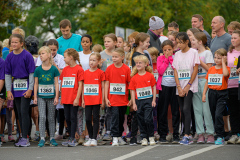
[132, 43, 137, 48]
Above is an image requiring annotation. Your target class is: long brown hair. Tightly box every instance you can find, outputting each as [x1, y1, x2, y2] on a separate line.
[64, 48, 82, 67]
[193, 32, 210, 50]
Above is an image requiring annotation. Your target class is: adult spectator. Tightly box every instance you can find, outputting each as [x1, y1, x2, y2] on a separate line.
[147, 16, 164, 53]
[57, 19, 83, 56]
[227, 21, 240, 35]
[191, 14, 211, 47]
[168, 21, 179, 32]
[210, 16, 231, 56]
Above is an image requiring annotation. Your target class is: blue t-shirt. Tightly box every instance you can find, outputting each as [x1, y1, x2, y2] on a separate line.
[57, 33, 83, 56]
[34, 65, 60, 98]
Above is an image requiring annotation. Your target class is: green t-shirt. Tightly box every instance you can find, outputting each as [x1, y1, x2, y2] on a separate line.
[34, 65, 60, 98]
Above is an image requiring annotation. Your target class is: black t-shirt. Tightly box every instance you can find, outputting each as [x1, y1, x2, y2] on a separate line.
[131, 52, 151, 67]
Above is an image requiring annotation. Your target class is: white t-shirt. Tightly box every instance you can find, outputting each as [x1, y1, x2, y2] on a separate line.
[198, 50, 214, 78]
[162, 55, 176, 87]
[159, 35, 168, 44]
[78, 51, 92, 71]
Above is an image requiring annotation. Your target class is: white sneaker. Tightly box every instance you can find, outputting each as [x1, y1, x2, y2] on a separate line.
[118, 137, 127, 145]
[149, 137, 156, 145]
[90, 139, 97, 146]
[84, 139, 92, 146]
[112, 137, 119, 146]
[141, 138, 148, 146]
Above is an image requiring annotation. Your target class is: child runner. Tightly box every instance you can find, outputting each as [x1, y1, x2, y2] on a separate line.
[117, 36, 124, 48]
[0, 51, 5, 147]
[33, 46, 60, 147]
[202, 48, 230, 145]
[167, 31, 179, 53]
[172, 32, 200, 145]
[92, 44, 103, 53]
[191, 32, 215, 144]
[157, 40, 180, 144]
[105, 48, 131, 146]
[101, 33, 117, 141]
[60, 48, 84, 147]
[129, 55, 156, 146]
[147, 47, 159, 138]
[83, 52, 105, 147]
[5, 34, 35, 147]
[227, 30, 240, 144]
[186, 28, 200, 41]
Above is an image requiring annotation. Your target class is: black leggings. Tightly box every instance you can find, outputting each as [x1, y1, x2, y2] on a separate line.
[14, 96, 31, 138]
[178, 91, 193, 135]
[58, 109, 65, 135]
[85, 105, 100, 140]
[64, 104, 78, 139]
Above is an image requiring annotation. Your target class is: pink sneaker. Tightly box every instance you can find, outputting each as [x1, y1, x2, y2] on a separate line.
[207, 135, 215, 144]
[1, 136, 6, 143]
[197, 134, 205, 144]
[8, 135, 15, 142]
[55, 135, 63, 140]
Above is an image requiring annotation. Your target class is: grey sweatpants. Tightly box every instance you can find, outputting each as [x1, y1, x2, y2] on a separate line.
[38, 98, 56, 138]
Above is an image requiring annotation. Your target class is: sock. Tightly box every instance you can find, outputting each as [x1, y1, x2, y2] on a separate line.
[41, 137, 45, 141]
[50, 137, 54, 141]
[106, 131, 111, 134]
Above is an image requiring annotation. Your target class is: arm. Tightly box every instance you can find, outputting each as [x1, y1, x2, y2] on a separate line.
[222, 56, 229, 77]
[0, 80, 4, 94]
[82, 83, 85, 108]
[105, 81, 111, 107]
[131, 90, 137, 111]
[5, 74, 13, 100]
[174, 69, 184, 97]
[73, 81, 83, 106]
[23, 73, 34, 98]
[54, 77, 59, 105]
[202, 81, 209, 102]
[52, 61, 63, 75]
[237, 56, 240, 74]
[152, 84, 156, 107]
[200, 60, 212, 71]
[33, 77, 38, 104]
[101, 81, 105, 109]
[157, 56, 169, 75]
[183, 64, 198, 96]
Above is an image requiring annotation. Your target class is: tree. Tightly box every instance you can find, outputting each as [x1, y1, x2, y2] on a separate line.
[0, 0, 23, 40]
[80, 0, 220, 44]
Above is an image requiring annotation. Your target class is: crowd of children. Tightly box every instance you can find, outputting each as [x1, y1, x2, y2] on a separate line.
[1, 16, 240, 148]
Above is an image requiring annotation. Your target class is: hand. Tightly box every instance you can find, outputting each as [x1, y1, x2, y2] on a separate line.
[160, 53, 164, 56]
[54, 97, 58, 105]
[52, 59, 57, 66]
[100, 104, 105, 110]
[183, 84, 191, 96]
[177, 87, 185, 97]
[33, 98, 37, 105]
[75, 132, 80, 140]
[133, 103, 137, 111]
[202, 94, 206, 102]
[106, 99, 111, 107]
[222, 56, 227, 64]
[152, 101, 156, 107]
[60, 99, 63, 105]
[164, 50, 172, 58]
[23, 90, 32, 98]
[7, 91, 14, 100]
[73, 98, 79, 106]
[127, 99, 132, 107]
[82, 101, 85, 108]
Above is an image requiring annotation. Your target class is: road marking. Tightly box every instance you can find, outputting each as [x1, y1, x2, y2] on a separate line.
[168, 145, 223, 160]
[112, 145, 158, 160]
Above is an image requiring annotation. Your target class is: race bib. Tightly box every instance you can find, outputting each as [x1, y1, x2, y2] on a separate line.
[62, 77, 75, 88]
[38, 84, 54, 96]
[229, 67, 237, 80]
[154, 73, 159, 81]
[136, 86, 153, 100]
[208, 74, 223, 85]
[163, 67, 174, 78]
[84, 84, 99, 95]
[178, 69, 191, 80]
[198, 67, 206, 77]
[110, 83, 126, 95]
[13, 79, 28, 91]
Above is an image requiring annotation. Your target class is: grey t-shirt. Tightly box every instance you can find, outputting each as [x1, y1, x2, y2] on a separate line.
[203, 30, 212, 48]
[100, 50, 112, 72]
[210, 33, 231, 56]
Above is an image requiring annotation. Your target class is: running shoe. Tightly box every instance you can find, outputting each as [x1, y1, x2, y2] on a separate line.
[112, 137, 119, 146]
[180, 136, 189, 145]
[126, 132, 131, 138]
[84, 139, 92, 146]
[172, 135, 180, 144]
[102, 133, 112, 141]
[68, 139, 78, 147]
[129, 136, 137, 146]
[90, 139, 97, 146]
[166, 133, 173, 142]
[227, 135, 238, 144]
[188, 135, 194, 144]
[159, 137, 169, 144]
[8, 135, 15, 142]
[62, 138, 71, 146]
[19, 138, 30, 147]
[38, 139, 45, 147]
[215, 137, 225, 145]
[1, 136, 6, 143]
[206, 135, 215, 144]
[50, 139, 58, 146]
[141, 138, 148, 146]
[118, 137, 127, 145]
[149, 137, 156, 145]
[197, 134, 205, 144]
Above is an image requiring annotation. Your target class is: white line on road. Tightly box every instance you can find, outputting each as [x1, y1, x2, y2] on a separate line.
[112, 145, 158, 160]
[168, 145, 223, 160]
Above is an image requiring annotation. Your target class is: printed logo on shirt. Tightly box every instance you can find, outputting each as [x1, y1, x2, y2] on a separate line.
[148, 81, 150, 82]
[95, 79, 99, 80]
[121, 75, 125, 77]
[72, 74, 76, 76]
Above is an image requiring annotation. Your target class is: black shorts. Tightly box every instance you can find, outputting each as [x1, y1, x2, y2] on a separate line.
[0, 86, 6, 100]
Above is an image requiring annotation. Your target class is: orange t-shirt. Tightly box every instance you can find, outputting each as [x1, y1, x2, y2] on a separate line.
[60, 65, 84, 105]
[152, 62, 159, 95]
[129, 72, 157, 99]
[83, 69, 105, 105]
[105, 63, 131, 106]
[205, 66, 230, 90]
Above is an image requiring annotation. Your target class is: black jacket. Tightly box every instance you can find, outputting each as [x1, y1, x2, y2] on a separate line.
[147, 29, 162, 54]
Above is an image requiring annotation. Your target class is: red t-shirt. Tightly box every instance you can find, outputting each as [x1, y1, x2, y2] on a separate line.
[205, 66, 230, 90]
[129, 72, 156, 99]
[152, 62, 159, 95]
[105, 64, 131, 106]
[60, 65, 84, 105]
[83, 69, 105, 105]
